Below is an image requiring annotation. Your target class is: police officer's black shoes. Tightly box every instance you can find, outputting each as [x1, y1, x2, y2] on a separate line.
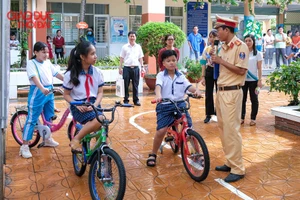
[224, 173, 244, 183]
[215, 165, 231, 172]
[204, 116, 211, 123]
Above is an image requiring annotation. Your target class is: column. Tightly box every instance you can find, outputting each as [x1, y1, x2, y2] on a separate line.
[141, 0, 165, 74]
[277, 13, 284, 27]
[35, 0, 47, 44]
[243, 0, 255, 36]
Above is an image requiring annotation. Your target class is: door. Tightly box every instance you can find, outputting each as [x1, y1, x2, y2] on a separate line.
[94, 15, 109, 58]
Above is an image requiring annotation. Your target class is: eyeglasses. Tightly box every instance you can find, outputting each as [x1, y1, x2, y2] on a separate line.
[167, 38, 174, 41]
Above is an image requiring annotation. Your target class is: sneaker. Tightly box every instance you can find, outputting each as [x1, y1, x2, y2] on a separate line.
[44, 138, 59, 147]
[19, 145, 32, 158]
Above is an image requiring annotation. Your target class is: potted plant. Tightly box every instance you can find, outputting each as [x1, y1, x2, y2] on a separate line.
[267, 61, 300, 106]
[183, 58, 202, 83]
[136, 22, 186, 90]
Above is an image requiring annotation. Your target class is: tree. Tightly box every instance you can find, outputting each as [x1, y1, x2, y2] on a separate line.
[79, 0, 87, 41]
[136, 22, 186, 74]
[20, 0, 28, 68]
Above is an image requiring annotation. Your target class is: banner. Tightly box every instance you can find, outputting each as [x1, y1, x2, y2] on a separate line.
[110, 17, 128, 44]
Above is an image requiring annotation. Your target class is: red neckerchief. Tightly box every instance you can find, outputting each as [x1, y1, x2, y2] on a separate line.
[85, 73, 93, 102]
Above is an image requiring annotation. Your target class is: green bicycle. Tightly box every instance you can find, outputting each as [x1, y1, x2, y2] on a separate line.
[69, 101, 133, 200]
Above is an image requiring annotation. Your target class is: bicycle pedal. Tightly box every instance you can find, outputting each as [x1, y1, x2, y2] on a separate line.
[37, 142, 45, 148]
[71, 149, 82, 154]
[165, 136, 174, 142]
[51, 115, 57, 121]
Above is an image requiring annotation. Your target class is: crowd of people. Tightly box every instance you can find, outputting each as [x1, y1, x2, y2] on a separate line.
[261, 28, 300, 69]
[16, 15, 300, 185]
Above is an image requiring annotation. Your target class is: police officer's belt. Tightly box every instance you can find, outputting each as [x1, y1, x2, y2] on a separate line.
[218, 85, 241, 91]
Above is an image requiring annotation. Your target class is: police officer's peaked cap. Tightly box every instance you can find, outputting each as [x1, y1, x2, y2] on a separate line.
[214, 15, 238, 29]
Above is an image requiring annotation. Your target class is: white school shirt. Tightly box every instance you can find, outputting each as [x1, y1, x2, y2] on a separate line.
[27, 59, 58, 86]
[156, 70, 192, 101]
[246, 51, 263, 82]
[63, 66, 105, 100]
[120, 43, 144, 66]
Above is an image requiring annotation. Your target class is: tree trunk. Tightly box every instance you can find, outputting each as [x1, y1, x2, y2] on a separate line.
[78, 0, 87, 41]
[20, 0, 28, 68]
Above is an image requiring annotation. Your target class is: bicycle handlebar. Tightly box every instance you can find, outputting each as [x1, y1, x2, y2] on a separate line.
[69, 101, 133, 124]
[151, 93, 201, 112]
[48, 87, 64, 95]
[151, 93, 201, 104]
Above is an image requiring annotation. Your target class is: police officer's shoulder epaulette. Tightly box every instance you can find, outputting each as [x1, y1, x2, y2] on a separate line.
[234, 39, 242, 46]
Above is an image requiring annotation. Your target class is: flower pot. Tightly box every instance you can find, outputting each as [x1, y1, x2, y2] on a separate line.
[144, 75, 156, 90]
[187, 76, 201, 83]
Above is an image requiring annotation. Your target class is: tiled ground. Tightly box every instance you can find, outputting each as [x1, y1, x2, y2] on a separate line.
[4, 83, 300, 200]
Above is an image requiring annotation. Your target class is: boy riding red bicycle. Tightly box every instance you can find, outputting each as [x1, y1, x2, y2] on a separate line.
[147, 50, 202, 167]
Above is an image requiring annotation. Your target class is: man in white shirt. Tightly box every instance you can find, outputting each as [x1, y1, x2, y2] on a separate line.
[274, 26, 287, 69]
[119, 31, 144, 106]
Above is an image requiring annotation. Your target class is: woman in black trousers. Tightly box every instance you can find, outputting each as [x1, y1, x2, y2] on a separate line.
[242, 34, 263, 126]
[200, 30, 219, 123]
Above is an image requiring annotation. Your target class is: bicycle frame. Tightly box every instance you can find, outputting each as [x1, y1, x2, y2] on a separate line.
[40, 108, 70, 132]
[167, 112, 191, 150]
[81, 126, 108, 162]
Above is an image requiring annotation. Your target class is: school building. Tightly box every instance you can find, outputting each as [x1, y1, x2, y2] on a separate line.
[9, 0, 300, 65]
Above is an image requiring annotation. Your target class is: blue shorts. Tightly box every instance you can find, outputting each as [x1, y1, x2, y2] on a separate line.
[156, 101, 192, 130]
[70, 97, 102, 124]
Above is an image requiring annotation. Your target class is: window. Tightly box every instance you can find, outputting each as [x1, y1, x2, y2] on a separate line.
[63, 15, 79, 45]
[47, 2, 62, 12]
[95, 4, 109, 14]
[47, 14, 62, 38]
[129, 5, 142, 32]
[47, 3, 109, 45]
[165, 7, 183, 30]
[64, 3, 80, 13]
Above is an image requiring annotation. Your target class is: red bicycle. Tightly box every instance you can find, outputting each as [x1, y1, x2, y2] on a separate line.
[151, 94, 210, 182]
[10, 88, 75, 148]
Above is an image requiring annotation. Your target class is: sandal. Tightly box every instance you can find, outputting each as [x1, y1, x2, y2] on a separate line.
[146, 154, 157, 167]
[241, 119, 244, 125]
[54, 108, 61, 113]
[70, 138, 82, 153]
[250, 120, 256, 126]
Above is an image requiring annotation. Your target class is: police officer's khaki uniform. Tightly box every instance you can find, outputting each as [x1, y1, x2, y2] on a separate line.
[215, 36, 249, 175]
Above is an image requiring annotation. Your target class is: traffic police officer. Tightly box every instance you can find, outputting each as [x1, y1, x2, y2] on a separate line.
[211, 15, 249, 183]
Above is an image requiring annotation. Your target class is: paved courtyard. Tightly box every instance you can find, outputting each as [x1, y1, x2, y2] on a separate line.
[4, 83, 300, 200]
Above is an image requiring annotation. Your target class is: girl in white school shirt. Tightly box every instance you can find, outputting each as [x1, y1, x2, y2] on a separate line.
[63, 41, 105, 151]
[20, 42, 64, 158]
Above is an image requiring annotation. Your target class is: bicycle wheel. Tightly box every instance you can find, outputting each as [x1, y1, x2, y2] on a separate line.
[89, 148, 126, 200]
[67, 121, 76, 141]
[72, 129, 87, 176]
[10, 110, 40, 148]
[181, 129, 210, 182]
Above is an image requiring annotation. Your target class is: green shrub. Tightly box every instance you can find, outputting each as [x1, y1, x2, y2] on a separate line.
[136, 22, 186, 74]
[95, 56, 120, 67]
[267, 61, 300, 105]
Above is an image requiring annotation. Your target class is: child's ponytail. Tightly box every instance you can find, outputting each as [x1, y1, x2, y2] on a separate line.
[66, 47, 81, 86]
